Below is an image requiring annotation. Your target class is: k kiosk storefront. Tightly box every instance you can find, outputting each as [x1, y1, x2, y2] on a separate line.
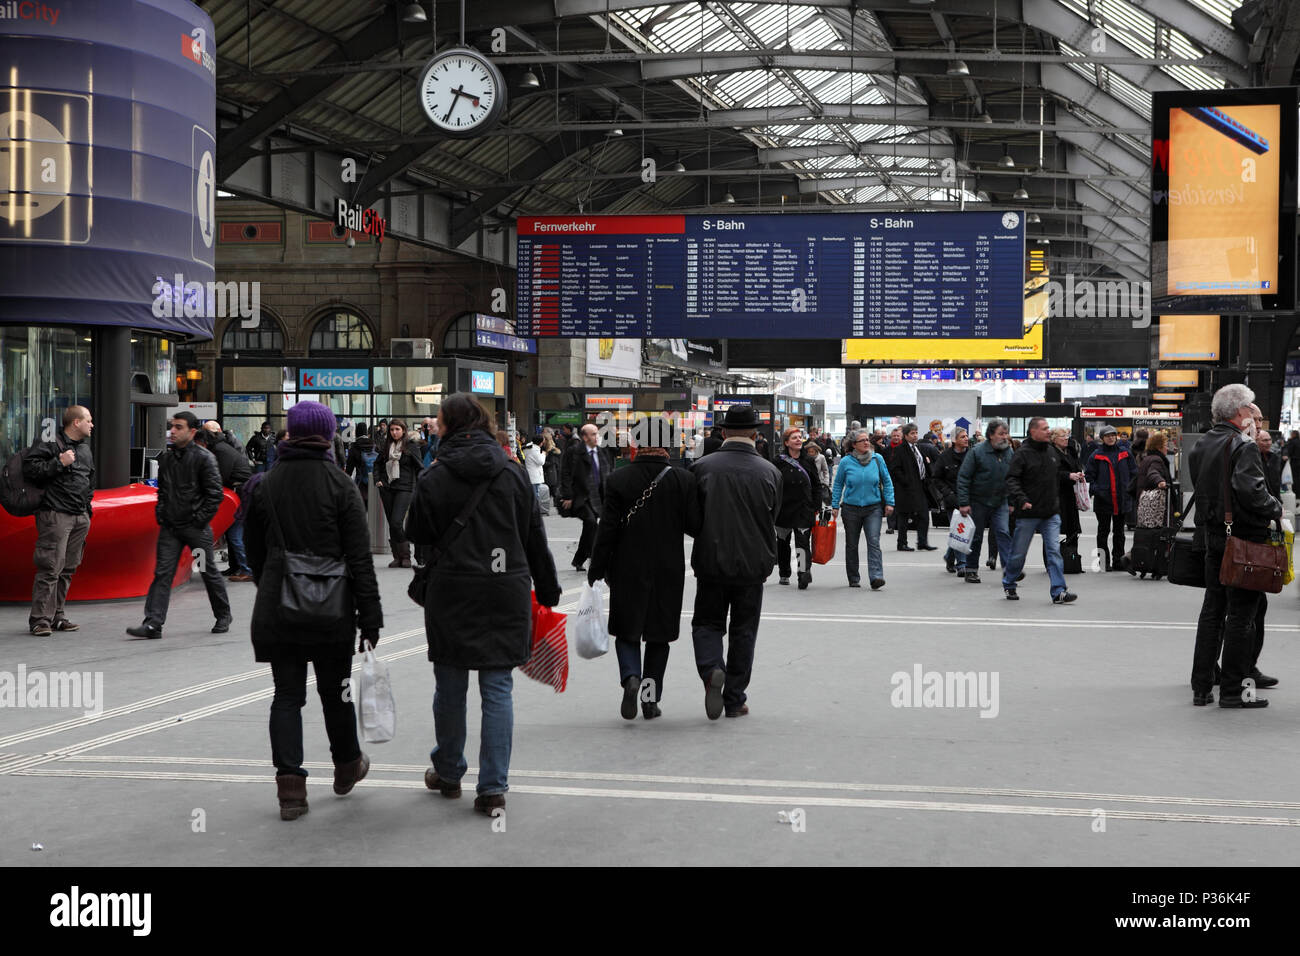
[215, 357, 510, 448]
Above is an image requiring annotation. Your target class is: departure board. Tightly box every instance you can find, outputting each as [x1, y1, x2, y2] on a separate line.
[515, 212, 1025, 339]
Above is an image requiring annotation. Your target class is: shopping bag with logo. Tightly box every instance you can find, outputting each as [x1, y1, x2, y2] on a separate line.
[574, 581, 609, 659]
[947, 510, 975, 554]
[520, 591, 568, 692]
[811, 511, 837, 565]
[358, 641, 396, 744]
[1073, 477, 1091, 513]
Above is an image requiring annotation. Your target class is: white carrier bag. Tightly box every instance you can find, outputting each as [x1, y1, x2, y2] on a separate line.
[358, 641, 396, 743]
[574, 580, 609, 659]
[947, 510, 975, 555]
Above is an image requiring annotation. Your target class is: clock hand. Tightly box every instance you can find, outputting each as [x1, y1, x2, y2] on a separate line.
[442, 94, 460, 125]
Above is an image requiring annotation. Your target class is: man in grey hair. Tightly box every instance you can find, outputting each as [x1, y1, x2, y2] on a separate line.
[1187, 383, 1283, 708]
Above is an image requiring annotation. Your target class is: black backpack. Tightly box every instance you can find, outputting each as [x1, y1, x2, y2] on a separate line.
[1, 442, 51, 517]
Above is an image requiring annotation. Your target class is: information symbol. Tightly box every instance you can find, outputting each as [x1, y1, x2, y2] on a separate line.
[196, 150, 215, 248]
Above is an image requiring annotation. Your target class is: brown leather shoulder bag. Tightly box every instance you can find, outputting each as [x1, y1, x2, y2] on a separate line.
[1218, 442, 1285, 593]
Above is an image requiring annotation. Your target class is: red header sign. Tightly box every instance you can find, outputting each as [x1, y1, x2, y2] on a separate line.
[517, 215, 685, 236]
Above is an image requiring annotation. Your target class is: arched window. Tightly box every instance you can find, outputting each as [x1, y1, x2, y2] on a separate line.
[309, 310, 374, 355]
[221, 316, 285, 354]
[442, 314, 476, 352]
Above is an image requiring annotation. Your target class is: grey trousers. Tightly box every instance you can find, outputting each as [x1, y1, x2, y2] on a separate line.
[30, 510, 91, 626]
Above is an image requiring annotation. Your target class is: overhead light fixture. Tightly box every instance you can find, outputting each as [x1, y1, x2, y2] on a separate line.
[1013, 181, 1030, 200]
[607, 127, 623, 137]
[1028, 212, 1041, 223]
[721, 190, 736, 204]
[1038, 238, 1051, 245]
[400, 2, 426, 23]
[669, 156, 686, 173]
[998, 145, 1015, 168]
[976, 189, 990, 202]
[947, 60, 970, 76]
[978, 111, 993, 124]
[521, 69, 541, 89]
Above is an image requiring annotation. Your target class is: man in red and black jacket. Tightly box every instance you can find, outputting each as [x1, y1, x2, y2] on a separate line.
[1084, 425, 1134, 571]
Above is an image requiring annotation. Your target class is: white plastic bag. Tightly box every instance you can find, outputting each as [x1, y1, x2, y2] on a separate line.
[538, 484, 553, 516]
[947, 511, 975, 555]
[574, 581, 609, 659]
[358, 641, 396, 743]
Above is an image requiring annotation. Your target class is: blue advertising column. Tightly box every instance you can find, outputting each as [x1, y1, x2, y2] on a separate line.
[1, 0, 218, 486]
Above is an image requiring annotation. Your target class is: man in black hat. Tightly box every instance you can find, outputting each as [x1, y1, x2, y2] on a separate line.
[689, 404, 782, 720]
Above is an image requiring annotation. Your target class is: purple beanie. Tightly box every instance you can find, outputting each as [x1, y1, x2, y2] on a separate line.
[287, 400, 337, 440]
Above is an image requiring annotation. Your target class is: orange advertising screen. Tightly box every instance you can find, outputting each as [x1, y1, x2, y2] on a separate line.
[1152, 88, 1298, 315]
[1157, 314, 1220, 361]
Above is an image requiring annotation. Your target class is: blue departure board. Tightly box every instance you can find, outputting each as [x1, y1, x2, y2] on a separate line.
[516, 211, 1025, 339]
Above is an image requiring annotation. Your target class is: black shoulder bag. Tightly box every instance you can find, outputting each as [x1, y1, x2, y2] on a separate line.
[406, 465, 491, 607]
[1165, 489, 1205, 588]
[263, 471, 354, 626]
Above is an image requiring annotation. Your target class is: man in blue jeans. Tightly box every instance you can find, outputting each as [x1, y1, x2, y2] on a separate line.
[955, 419, 1015, 584]
[1003, 417, 1078, 605]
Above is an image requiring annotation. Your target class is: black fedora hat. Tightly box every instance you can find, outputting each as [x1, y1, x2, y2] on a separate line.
[719, 404, 759, 429]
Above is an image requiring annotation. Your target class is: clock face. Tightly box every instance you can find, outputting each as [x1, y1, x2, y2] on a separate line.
[1002, 211, 1020, 229]
[419, 49, 505, 135]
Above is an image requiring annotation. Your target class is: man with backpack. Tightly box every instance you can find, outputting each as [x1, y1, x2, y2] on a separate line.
[20, 406, 96, 636]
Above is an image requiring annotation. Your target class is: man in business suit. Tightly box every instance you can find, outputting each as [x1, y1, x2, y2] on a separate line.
[561, 423, 615, 572]
[888, 423, 937, 551]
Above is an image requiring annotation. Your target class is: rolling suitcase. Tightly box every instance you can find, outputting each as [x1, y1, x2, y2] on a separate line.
[1127, 482, 1176, 579]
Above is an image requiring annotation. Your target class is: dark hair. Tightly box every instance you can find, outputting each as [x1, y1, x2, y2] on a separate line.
[902, 423, 918, 437]
[386, 418, 411, 453]
[439, 392, 494, 437]
[275, 429, 288, 441]
[496, 429, 511, 447]
[171, 411, 200, 431]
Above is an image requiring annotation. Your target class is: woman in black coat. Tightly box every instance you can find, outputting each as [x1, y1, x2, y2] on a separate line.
[588, 435, 700, 720]
[1134, 431, 1173, 528]
[933, 429, 969, 573]
[775, 428, 821, 589]
[373, 418, 423, 568]
[1051, 428, 1085, 548]
[242, 401, 383, 821]
[405, 393, 561, 815]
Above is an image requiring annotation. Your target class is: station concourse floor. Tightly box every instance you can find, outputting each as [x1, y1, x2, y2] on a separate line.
[1, 511, 1297, 867]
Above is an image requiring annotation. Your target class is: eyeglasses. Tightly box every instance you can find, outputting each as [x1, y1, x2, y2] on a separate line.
[854, 438, 870, 444]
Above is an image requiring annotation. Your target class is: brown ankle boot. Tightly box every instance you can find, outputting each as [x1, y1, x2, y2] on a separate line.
[276, 773, 309, 820]
[333, 753, 370, 795]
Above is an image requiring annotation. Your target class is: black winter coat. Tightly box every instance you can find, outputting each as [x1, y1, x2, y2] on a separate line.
[1189, 422, 1281, 543]
[1261, 450, 1284, 499]
[542, 448, 562, 495]
[1136, 451, 1171, 492]
[207, 433, 252, 493]
[406, 429, 562, 669]
[1085, 444, 1135, 515]
[588, 457, 700, 642]
[690, 440, 782, 583]
[1056, 442, 1082, 538]
[345, 437, 376, 483]
[155, 442, 223, 529]
[373, 440, 423, 493]
[888, 441, 932, 513]
[243, 455, 383, 662]
[23, 432, 94, 516]
[775, 453, 820, 529]
[1006, 438, 1061, 518]
[246, 431, 271, 464]
[932, 446, 968, 511]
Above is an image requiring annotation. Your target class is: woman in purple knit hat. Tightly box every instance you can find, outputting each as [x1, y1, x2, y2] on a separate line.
[242, 400, 385, 821]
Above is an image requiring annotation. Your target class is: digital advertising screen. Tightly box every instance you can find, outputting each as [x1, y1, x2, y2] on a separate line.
[1151, 87, 1298, 315]
[1157, 314, 1220, 361]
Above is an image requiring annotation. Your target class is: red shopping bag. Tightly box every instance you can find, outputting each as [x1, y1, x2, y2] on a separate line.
[812, 513, 837, 565]
[520, 591, 569, 693]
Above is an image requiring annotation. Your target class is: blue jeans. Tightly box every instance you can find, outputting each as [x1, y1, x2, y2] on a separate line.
[225, 516, 251, 574]
[430, 664, 514, 796]
[968, 501, 1012, 572]
[1003, 513, 1067, 597]
[840, 503, 884, 583]
[615, 638, 669, 702]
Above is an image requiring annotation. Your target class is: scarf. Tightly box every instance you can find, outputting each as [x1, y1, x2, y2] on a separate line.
[851, 447, 873, 466]
[387, 440, 402, 483]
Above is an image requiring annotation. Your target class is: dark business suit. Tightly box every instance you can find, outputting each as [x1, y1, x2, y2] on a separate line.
[561, 441, 615, 568]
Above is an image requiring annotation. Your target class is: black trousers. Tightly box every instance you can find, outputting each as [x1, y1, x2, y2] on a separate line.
[1191, 538, 1264, 698]
[615, 638, 670, 702]
[378, 486, 412, 548]
[691, 579, 764, 710]
[574, 500, 600, 566]
[269, 653, 361, 777]
[143, 524, 231, 628]
[1096, 509, 1126, 568]
[776, 526, 812, 580]
[898, 508, 929, 548]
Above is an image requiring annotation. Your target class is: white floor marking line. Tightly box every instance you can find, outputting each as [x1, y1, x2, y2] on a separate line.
[0, 627, 427, 750]
[14, 767, 1300, 827]
[0, 644, 430, 776]
[53, 754, 1300, 812]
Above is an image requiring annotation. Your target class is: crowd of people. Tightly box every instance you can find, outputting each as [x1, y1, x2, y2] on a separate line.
[11, 383, 1294, 821]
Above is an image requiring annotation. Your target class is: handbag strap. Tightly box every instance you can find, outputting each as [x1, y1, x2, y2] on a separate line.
[262, 471, 288, 550]
[624, 465, 671, 525]
[1221, 440, 1234, 535]
[425, 462, 491, 567]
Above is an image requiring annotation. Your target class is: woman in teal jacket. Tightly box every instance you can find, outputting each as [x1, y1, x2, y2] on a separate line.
[831, 429, 896, 589]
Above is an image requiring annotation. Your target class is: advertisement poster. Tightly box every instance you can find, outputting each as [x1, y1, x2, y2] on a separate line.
[585, 338, 642, 380]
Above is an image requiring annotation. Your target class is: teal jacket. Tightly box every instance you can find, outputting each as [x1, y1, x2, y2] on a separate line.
[831, 453, 895, 509]
[956, 440, 1013, 508]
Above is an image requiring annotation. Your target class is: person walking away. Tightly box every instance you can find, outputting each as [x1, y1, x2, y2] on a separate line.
[201, 422, 253, 581]
[889, 423, 937, 552]
[774, 428, 820, 589]
[1003, 417, 1077, 605]
[588, 429, 700, 720]
[933, 428, 970, 575]
[373, 419, 422, 568]
[265, 429, 288, 470]
[406, 393, 561, 813]
[24, 406, 94, 635]
[344, 430, 376, 508]
[541, 432, 562, 503]
[522, 434, 546, 501]
[240, 401, 382, 820]
[560, 423, 614, 573]
[246, 421, 273, 473]
[1085, 425, 1134, 571]
[1051, 428, 1085, 569]
[689, 405, 781, 719]
[884, 426, 904, 534]
[831, 428, 895, 589]
[1188, 386, 1282, 707]
[126, 412, 231, 639]
[420, 416, 441, 466]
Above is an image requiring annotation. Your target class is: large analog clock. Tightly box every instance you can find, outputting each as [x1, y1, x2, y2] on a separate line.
[418, 47, 507, 136]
